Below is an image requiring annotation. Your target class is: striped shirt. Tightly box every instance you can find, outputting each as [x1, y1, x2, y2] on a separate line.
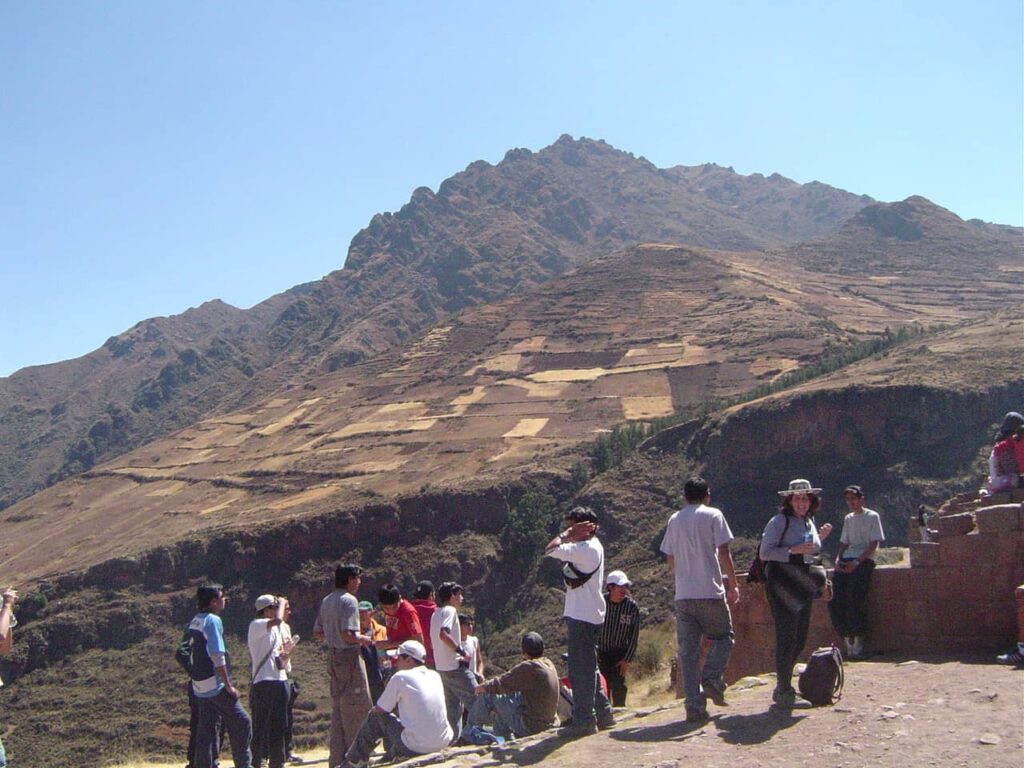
[597, 594, 640, 661]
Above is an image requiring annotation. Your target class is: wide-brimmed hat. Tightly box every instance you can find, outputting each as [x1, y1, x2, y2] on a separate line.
[778, 478, 822, 497]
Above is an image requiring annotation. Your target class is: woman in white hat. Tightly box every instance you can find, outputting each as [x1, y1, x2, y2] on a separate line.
[758, 479, 832, 707]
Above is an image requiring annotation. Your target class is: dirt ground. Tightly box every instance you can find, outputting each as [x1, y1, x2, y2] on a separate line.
[123, 655, 1022, 768]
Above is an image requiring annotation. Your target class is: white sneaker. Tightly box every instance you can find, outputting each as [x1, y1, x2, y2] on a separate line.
[849, 636, 865, 658]
[844, 637, 856, 657]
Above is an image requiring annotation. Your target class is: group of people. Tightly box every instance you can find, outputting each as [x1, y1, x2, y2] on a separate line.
[180, 475, 885, 767]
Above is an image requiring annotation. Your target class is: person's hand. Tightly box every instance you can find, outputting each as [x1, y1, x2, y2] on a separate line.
[726, 584, 740, 606]
[474, 684, 486, 695]
[224, 684, 240, 700]
[789, 541, 815, 555]
[819, 523, 833, 540]
[1, 588, 17, 607]
[616, 660, 630, 676]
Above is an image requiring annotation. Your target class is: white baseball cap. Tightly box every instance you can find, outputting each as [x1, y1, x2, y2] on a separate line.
[254, 594, 278, 612]
[397, 640, 426, 663]
[606, 570, 632, 587]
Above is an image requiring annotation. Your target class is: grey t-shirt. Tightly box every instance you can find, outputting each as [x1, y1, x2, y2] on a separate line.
[840, 508, 885, 559]
[314, 589, 360, 650]
[659, 504, 733, 600]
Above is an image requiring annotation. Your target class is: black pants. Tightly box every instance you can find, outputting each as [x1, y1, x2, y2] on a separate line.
[188, 683, 226, 768]
[597, 648, 628, 707]
[284, 679, 299, 757]
[765, 561, 814, 694]
[250, 680, 289, 768]
[829, 559, 875, 637]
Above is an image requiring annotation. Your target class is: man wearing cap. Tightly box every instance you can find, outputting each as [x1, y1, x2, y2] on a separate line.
[597, 570, 641, 707]
[313, 564, 373, 768]
[468, 631, 559, 739]
[660, 477, 739, 722]
[544, 506, 615, 737]
[248, 595, 297, 768]
[829, 485, 885, 659]
[339, 640, 453, 768]
[358, 601, 388, 703]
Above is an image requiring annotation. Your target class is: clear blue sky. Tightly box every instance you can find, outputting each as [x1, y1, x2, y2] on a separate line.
[2, 1, 1021, 377]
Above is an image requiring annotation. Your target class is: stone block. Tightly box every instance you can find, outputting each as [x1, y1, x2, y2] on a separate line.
[940, 531, 994, 568]
[937, 512, 975, 538]
[909, 541, 940, 568]
[975, 503, 1024, 534]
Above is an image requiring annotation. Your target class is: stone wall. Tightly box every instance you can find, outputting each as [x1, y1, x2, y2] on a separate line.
[726, 498, 1024, 682]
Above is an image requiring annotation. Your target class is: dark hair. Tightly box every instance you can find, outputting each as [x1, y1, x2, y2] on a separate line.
[335, 564, 362, 589]
[378, 584, 401, 606]
[780, 493, 821, 518]
[413, 580, 434, 600]
[683, 477, 710, 504]
[522, 631, 545, 658]
[458, 613, 474, 626]
[437, 582, 463, 605]
[565, 506, 598, 524]
[196, 583, 224, 611]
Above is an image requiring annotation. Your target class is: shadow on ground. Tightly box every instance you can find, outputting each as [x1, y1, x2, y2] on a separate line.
[713, 706, 806, 745]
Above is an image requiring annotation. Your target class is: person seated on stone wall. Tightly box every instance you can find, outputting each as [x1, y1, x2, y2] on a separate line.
[467, 631, 559, 741]
[828, 485, 884, 660]
[338, 640, 452, 768]
[985, 411, 1024, 494]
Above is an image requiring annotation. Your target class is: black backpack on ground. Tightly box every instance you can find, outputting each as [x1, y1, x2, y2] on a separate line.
[799, 644, 844, 706]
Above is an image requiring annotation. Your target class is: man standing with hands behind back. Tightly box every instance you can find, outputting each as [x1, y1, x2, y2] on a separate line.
[660, 477, 739, 723]
[829, 485, 884, 660]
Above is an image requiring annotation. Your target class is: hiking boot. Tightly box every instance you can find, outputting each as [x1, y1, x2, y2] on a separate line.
[703, 679, 728, 707]
[685, 706, 709, 723]
[597, 714, 616, 731]
[558, 720, 598, 738]
[772, 687, 797, 707]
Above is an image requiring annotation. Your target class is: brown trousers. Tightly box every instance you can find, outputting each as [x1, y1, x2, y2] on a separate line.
[327, 647, 371, 766]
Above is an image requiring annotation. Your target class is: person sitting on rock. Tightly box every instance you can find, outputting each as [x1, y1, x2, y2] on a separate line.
[339, 640, 452, 768]
[468, 631, 559, 740]
[986, 411, 1024, 494]
[828, 485, 885, 659]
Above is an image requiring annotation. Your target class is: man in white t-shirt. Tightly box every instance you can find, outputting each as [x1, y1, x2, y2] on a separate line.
[544, 506, 614, 737]
[429, 582, 477, 743]
[248, 594, 297, 768]
[659, 477, 739, 723]
[829, 485, 885, 659]
[339, 640, 452, 768]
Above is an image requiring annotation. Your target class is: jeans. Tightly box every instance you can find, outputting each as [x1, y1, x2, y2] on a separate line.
[439, 666, 478, 742]
[829, 559, 875, 637]
[765, 562, 814, 694]
[597, 648, 629, 707]
[674, 598, 735, 712]
[468, 692, 528, 738]
[195, 689, 253, 768]
[565, 618, 614, 727]
[327, 648, 371, 767]
[189, 682, 226, 768]
[250, 680, 289, 768]
[345, 709, 416, 765]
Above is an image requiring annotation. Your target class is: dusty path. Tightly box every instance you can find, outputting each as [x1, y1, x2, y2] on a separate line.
[124, 656, 1022, 768]
[429, 656, 1022, 768]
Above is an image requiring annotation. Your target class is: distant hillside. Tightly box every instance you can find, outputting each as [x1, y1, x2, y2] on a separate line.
[0, 135, 879, 510]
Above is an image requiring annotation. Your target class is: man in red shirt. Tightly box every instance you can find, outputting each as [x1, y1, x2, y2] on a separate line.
[410, 581, 438, 667]
[377, 584, 425, 653]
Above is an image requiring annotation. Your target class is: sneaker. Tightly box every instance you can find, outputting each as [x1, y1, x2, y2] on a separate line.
[996, 648, 1024, 666]
[849, 636, 865, 659]
[597, 715, 616, 731]
[703, 679, 728, 707]
[336, 760, 368, 768]
[558, 721, 598, 738]
[286, 756, 303, 765]
[685, 706, 709, 723]
[772, 687, 796, 707]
